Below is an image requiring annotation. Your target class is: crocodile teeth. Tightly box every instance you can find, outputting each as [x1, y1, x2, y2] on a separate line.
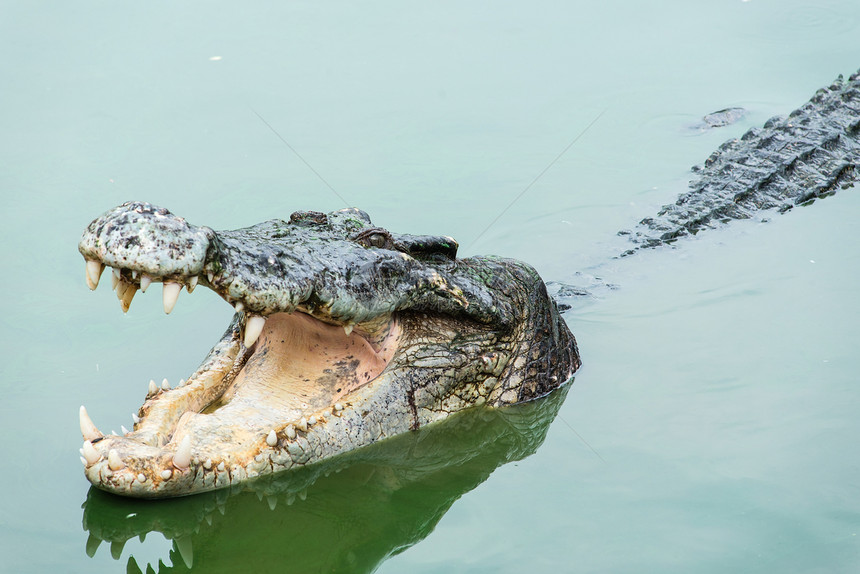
[266, 429, 277, 447]
[286, 425, 296, 439]
[82, 440, 100, 464]
[137, 473, 146, 483]
[115, 279, 129, 300]
[120, 283, 137, 313]
[217, 462, 225, 472]
[162, 283, 182, 314]
[173, 435, 192, 469]
[297, 417, 308, 433]
[161, 469, 173, 480]
[108, 449, 125, 471]
[187, 275, 198, 293]
[244, 315, 266, 348]
[85, 260, 104, 290]
[139, 274, 152, 293]
[148, 379, 158, 395]
[121, 425, 129, 435]
[343, 324, 354, 336]
[79, 406, 102, 441]
[132, 413, 140, 424]
[111, 268, 120, 290]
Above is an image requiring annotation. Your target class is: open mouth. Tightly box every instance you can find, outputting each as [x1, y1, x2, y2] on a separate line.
[78, 262, 427, 497]
[76, 202, 579, 498]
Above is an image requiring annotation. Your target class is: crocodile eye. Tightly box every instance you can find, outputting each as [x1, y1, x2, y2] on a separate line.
[352, 228, 393, 249]
[366, 233, 387, 248]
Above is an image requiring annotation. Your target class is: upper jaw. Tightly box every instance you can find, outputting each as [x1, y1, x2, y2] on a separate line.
[78, 201, 495, 326]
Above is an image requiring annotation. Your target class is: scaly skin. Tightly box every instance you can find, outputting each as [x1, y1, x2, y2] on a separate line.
[622, 70, 860, 253]
[78, 204, 579, 497]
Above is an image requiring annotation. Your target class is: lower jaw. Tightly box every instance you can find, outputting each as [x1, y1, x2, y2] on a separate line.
[84, 311, 404, 498]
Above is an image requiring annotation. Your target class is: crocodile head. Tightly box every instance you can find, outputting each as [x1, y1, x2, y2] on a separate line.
[77, 202, 579, 497]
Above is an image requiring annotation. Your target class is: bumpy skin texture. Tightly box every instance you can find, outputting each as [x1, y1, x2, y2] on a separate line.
[78, 205, 580, 497]
[622, 70, 860, 252]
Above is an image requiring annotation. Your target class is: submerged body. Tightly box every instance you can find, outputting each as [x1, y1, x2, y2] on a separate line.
[77, 70, 859, 498]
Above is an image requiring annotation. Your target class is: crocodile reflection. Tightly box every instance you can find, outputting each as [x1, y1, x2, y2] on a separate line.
[82, 385, 570, 573]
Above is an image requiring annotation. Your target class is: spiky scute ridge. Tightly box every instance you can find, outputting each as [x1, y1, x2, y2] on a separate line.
[623, 69, 860, 252]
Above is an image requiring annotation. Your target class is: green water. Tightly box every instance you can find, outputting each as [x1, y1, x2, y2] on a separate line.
[2, 1, 859, 572]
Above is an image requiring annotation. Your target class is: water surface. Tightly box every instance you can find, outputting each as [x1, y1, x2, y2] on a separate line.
[1, 1, 859, 572]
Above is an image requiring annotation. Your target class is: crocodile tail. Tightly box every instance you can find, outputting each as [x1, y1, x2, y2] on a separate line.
[622, 69, 860, 252]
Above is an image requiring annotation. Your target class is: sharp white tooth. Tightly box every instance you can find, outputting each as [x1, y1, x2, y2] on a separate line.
[121, 425, 129, 435]
[83, 440, 100, 464]
[297, 417, 308, 433]
[255, 454, 263, 462]
[139, 274, 152, 293]
[131, 270, 138, 280]
[111, 268, 120, 290]
[111, 430, 118, 436]
[343, 324, 354, 336]
[308, 416, 317, 426]
[187, 275, 198, 293]
[108, 449, 124, 471]
[132, 413, 140, 424]
[115, 279, 129, 300]
[148, 379, 158, 395]
[162, 282, 181, 314]
[234, 302, 244, 313]
[217, 462, 225, 472]
[267, 496, 277, 510]
[334, 402, 344, 411]
[286, 425, 296, 439]
[266, 429, 277, 447]
[119, 283, 137, 313]
[79, 448, 84, 456]
[173, 435, 192, 469]
[80, 456, 87, 466]
[206, 271, 214, 284]
[85, 260, 104, 290]
[179, 379, 186, 387]
[161, 378, 170, 391]
[203, 458, 213, 470]
[244, 315, 266, 348]
[137, 473, 146, 483]
[79, 406, 102, 441]
[161, 469, 173, 480]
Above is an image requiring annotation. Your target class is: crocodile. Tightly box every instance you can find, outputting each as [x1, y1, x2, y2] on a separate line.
[78, 203, 580, 497]
[77, 69, 859, 498]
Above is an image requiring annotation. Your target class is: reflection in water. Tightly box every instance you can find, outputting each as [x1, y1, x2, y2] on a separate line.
[81, 384, 571, 573]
